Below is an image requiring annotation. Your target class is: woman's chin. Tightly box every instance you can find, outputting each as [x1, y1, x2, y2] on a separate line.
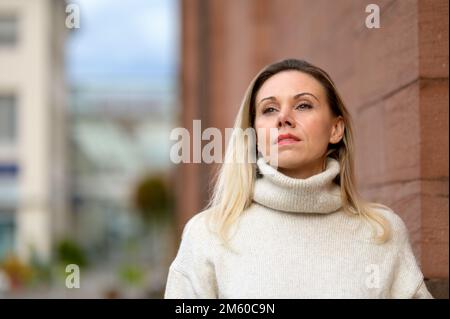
[275, 157, 305, 170]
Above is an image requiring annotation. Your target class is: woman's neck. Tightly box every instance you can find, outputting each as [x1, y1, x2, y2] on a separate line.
[253, 156, 342, 214]
[277, 157, 326, 179]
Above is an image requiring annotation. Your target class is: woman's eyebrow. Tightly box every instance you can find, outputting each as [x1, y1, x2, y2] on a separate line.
[257, 96, 277, 107]
[293, 92, 319, 102]
[257, 92, 319, 107]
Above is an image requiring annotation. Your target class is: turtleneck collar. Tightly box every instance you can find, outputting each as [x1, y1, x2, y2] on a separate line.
[252, 156, 342, 214]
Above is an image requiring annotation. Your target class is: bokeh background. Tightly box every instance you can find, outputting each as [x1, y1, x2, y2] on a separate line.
[0, 0, 448, 298]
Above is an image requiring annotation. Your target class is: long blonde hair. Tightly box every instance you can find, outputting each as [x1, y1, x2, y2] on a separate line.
[203, 59, 391, 250]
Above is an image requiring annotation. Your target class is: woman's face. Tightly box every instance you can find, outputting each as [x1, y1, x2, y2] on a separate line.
[254, 70, 344, 179]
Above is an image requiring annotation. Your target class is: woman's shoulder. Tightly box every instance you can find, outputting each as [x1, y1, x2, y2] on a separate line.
[181, 209, 217, 242]
[368, 202, 412, 244]
[169, 210, 218, 275]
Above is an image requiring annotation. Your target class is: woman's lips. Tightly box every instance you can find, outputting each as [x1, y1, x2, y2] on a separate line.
[277, 138, 300, 146]
[276, 133, 301, 146]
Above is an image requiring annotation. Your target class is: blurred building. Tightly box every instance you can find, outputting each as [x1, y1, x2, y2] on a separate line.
[69, 82, 176, 264]
[176, 0, 448, 297]
[0, 0, 69, 262]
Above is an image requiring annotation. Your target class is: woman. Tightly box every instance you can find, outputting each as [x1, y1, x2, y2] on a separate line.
[164, 59, 433, 299]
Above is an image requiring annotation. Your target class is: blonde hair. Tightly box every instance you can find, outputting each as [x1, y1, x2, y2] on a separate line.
[203, 59, 391, 251]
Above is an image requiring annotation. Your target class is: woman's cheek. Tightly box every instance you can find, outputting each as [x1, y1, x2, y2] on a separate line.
[258, 129, 271, 153]
[309, 129, 330, 154]
[255, 127, 273, 157]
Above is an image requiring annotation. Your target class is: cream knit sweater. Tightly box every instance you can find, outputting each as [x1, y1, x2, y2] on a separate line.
[164, 157, 434, 299]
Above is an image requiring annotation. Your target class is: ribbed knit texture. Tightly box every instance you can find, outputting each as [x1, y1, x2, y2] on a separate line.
[164, 157, 433, 299]
[253, 156, 342, 213]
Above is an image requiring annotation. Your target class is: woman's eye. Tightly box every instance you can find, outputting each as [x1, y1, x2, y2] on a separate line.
[262, 107, 277, 114]
[296, 103, 312, 110]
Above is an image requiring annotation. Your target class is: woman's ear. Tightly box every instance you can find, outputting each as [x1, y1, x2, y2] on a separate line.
[330, 116, 345, 144]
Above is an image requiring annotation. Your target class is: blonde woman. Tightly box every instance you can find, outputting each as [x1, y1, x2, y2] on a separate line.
[164, 59, 433, 299]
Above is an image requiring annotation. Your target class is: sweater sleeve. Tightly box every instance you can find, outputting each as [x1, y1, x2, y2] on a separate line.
[164, 213, 218, 299]
[389, 218, 434, 299]
[412, 281, 434, 299]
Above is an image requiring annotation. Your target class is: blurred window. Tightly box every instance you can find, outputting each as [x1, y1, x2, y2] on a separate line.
[0, 15, 17, 46]
[0, 95, 16, 144]
[0, 208, 14, 260]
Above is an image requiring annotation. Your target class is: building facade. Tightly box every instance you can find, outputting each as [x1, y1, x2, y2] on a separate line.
[0, 0, 69, 263]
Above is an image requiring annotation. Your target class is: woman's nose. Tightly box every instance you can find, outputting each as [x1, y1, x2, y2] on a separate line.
[277, 109, 295, 128]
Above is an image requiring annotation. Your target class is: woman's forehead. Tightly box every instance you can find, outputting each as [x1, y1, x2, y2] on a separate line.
[256, 70, 325, 102]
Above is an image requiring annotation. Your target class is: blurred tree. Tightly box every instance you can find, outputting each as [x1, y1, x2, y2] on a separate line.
[55, 238, 88, 269]
[0, 254, 33, 290]
[118, 263, 145, 287]
[130, 173, 176, 296]
[131, 174, 174, 225]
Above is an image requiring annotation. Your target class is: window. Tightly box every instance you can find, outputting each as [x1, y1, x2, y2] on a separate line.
[0, 15, 18, 46]
[0, 95, 16, 144]
[0, 209, 15, 260]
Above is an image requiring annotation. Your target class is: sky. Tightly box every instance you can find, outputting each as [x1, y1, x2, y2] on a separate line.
[66, 0, 179, 86]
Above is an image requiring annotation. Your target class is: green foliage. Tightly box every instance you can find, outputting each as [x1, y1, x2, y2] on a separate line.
[132, 174, 174, 223]
[28, 251, 52, 286]
[0, 254, 33, 289]
[118, 264, 145, 287]
[55, 238, 87, 269]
